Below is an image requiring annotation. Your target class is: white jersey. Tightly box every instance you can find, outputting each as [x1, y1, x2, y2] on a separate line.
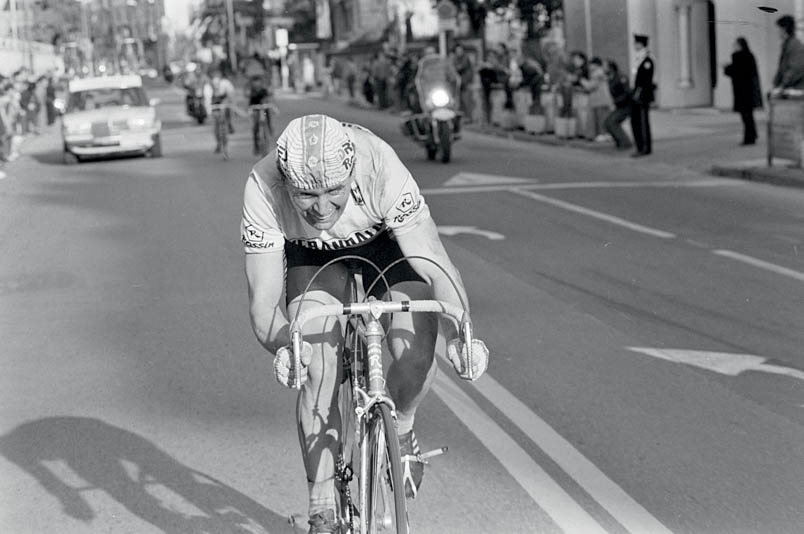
[241, 124, 429, 253]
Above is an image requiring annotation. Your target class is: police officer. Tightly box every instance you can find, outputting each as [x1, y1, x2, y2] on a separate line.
[630, 34, 655, 157]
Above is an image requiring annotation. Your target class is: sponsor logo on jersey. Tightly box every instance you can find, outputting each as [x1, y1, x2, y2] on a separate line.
[393, 192, 422, 224]
[291, 223, 384, 251]
[242, 224, 275, 249]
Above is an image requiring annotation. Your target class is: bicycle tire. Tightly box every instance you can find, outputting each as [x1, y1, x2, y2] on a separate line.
[336, 320, 360, 531]
[366, 403, 408, 534]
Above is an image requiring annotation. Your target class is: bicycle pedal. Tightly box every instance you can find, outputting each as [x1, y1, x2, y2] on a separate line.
[402, 446, 447, 465]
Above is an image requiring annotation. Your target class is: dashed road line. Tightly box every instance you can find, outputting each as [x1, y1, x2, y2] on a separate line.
[712, 249, 804, 283]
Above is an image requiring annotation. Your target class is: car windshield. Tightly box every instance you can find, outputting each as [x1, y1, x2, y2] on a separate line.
[66, 87, 147, 112]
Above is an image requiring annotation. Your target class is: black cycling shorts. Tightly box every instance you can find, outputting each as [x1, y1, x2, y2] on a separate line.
[284, 231, 425, 303]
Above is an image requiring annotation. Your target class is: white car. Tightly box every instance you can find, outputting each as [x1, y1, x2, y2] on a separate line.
[60, 74, 162, 164]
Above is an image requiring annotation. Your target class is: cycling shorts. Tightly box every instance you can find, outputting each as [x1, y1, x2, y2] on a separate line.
[284, 230, 425, 303]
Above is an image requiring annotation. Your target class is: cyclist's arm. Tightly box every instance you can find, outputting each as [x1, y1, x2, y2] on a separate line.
[394, 216, 468, 341]
[245, 251, 290, 354]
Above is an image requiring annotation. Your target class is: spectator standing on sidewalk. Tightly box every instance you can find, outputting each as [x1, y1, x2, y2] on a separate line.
[372, 52, 391, 109]
[630, 34, 655, 157]
[603, 60, 633, 150]
[45, 74, 57, 126]
[478, 49, 505, 124]
[453, 44, 475, 121]
[580, 57, 613, 141]
[771, 14, 804, 95]
[344, 57, 357, 100]
[20, 79, 40, 135]
[724, 37, 762, 145]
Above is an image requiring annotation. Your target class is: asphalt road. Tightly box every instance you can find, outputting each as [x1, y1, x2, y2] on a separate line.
[1, 84, 803, 534]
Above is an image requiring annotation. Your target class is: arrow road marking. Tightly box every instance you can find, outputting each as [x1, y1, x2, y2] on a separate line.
[437, 225, 505, 240]
[628, 348, 804, 382]
[442, 172, 536, 187]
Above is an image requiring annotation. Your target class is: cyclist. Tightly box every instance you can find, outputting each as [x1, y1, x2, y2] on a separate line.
[246, 75, 274, 156]
[241, 114, 489, 533]
[203, 67, 236, 153]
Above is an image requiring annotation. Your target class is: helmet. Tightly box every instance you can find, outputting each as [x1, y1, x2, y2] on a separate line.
[276, 114, 355, 190]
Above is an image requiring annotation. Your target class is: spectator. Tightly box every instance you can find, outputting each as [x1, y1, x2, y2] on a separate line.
[567, 51, 589, 87]
[372, 52, 391, 109]
[580, 57, 613, 141]
[330, 57, 343, 95]
[20, 80, 40, 135]
[478, 50, 505, 124]
[771, 14, 804, 95]
[344, 57, 357, 100]
[630, 34, 655, 157]
[362, 60, 375, 105]
[453, 44, 475, 121]
[724, 37, 763, 145]
[45, 75, 57, 125]
[603, 60, 633, 150]
[519, 53, 545, 114]
[498, 44, 514, 109]
[397, 51, 418, 112]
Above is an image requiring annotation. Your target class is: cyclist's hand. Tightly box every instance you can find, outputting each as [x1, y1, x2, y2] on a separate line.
[273, 342, 313, 389]
[447, 338, 489, 381]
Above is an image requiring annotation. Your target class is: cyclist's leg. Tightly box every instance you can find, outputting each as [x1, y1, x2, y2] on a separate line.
[286, 256, 352, 520]
[385, 280, 438, 436]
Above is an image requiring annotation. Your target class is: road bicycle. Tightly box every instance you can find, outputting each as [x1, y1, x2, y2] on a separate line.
[288, 255, 476, 533]
[209, 104, 229, 160]
[249, 102, 278, 158]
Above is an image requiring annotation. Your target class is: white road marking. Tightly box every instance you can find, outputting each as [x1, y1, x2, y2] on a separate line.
[510, 189, 677, 239]
[712, 249, 804, 283]
[437, 225, 505, 240]
[443, 172, 536, 187]
[628, 347, 804, 382]
[433, 371, 610, 534]
[472, 373, 675, 534]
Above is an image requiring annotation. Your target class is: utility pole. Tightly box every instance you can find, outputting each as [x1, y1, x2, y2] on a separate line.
[226, 0, 236, 74]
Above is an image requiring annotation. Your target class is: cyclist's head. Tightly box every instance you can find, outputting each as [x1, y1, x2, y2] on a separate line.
[276, 114, 355, 191]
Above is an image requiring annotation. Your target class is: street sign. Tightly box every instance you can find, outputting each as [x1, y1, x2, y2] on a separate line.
[275, 28, 288, 48]
[437, 0, 458, 32]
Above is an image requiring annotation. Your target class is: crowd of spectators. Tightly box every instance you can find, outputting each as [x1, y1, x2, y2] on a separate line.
[0, 69, 56, 179]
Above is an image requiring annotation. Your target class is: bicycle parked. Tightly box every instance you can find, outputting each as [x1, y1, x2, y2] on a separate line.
[287, 256, 475, 534]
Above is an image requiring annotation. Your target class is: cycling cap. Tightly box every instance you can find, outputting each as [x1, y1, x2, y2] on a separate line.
[276, 114, 356, 190]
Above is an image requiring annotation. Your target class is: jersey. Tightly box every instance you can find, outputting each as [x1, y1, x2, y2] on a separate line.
[241, 124, 430, 254]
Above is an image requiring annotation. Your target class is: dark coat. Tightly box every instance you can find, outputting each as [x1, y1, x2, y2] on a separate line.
[632, 55, 655, 105]
[724, 49, 762, 112]
[608, 73, 632, 109]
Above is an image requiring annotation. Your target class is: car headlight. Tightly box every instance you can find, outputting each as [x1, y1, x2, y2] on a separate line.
[64, 122, 91, 135]
[430, 88, 450, 107]
[128, 117, 150, 129]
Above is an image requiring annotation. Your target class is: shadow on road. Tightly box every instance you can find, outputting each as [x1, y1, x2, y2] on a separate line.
[0, 417, 297, 533]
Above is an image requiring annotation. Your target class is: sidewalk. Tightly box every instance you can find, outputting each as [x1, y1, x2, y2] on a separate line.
[313, 86, 804, 188]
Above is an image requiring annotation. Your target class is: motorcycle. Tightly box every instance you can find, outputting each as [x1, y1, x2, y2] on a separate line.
[185, 88, 207, 124]
[401, 54, 461, 163]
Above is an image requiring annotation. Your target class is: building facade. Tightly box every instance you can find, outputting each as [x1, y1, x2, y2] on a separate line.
[563, 0, 804, 109]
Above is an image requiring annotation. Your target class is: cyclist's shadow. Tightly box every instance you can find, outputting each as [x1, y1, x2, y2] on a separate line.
[0, 416, 298, 533]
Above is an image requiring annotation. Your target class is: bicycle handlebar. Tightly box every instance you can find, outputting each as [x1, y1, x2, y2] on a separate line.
[289, 299, 474, 389]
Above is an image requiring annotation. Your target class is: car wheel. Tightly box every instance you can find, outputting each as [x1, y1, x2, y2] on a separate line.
[63, 151, 79, 165]
[149, 134, 163, 158]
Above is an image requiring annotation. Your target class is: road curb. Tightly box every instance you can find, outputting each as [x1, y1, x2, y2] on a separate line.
[710, 164, 804, 188]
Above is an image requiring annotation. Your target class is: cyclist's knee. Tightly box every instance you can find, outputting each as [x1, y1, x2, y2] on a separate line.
[289, 291, 345, 383]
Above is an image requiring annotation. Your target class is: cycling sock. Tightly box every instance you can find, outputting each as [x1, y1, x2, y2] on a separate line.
[308, 478, 336, 516]
[396, 413, 414, 436]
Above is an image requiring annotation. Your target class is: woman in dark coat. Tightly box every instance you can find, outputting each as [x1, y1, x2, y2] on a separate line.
[724, 37, 763, 145]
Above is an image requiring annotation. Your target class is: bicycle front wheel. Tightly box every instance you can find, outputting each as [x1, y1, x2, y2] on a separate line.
[366, 403, 408, 534]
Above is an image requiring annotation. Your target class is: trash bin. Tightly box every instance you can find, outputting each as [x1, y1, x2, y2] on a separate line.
[767, 92, 804, 167]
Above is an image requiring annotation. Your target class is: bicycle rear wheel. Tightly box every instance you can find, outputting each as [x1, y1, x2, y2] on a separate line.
[366, 403, 408, 534]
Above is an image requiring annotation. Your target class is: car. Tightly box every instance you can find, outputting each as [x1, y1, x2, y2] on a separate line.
[60, 74, 162, 164]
